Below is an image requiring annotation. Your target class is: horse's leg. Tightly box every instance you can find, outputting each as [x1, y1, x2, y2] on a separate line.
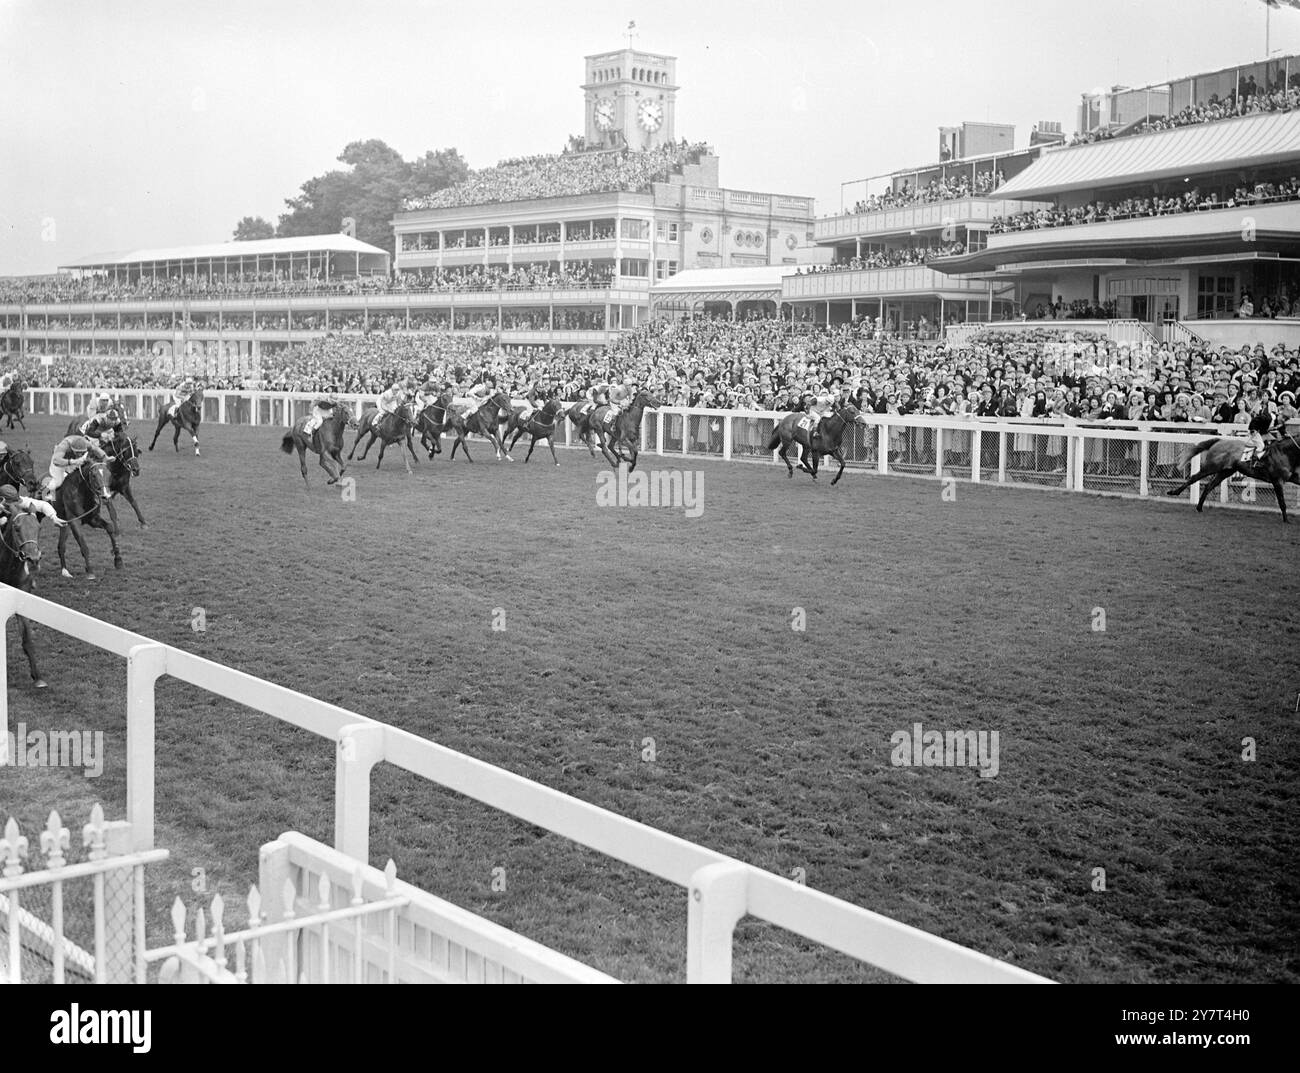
[348, 424, 364, 459]
[149, 413, 165, 450]
[778, 436, 794, 478]
[172, 419, 182, 452]
[18, 614, 45, 688]
[405, 429, 418, 465]
[547, 435, 559, 466]
[830, 446, 847, 486]
[296, 441, 310, 486]
[319, 448, 339, 484]
[399, 437, 413, 476]
[70, 520, 95, 578]
[376, 439, 387, 469]
[626, 441, 639, 474]
[57, 516, 71, 576]
[96, 511, 123, 569]
[1268, 475, 1289, 523]
[357, 430, 377, 461]
[190, 421, 201, 456]
[1196, 471, 1230, 512]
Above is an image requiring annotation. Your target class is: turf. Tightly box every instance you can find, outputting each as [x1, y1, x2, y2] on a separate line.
[2, 414, 1298, 983]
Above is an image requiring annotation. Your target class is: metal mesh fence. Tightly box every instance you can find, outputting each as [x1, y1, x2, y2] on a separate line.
[683, 414, 724, 458]
[1004, 429, 1071, 490]
[1081, 433, 1142, 495]
[730, 415, 776, 461]
[661, 412, 685, 454]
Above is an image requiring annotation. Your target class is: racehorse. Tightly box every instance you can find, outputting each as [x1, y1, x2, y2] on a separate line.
[503, 398, 567, 465]
[280, 402, 355, 486]
[565, 401, 601, 459]
[446, 390, 516, 462]
[1165, 430, 1300, 522]
[0, 507, 48, 687]
[767, 401, 868, 486]
[0, 446, 38, 494]
[348, 403, 419, 473]
[53, 460, 122, 579]
[104, 428, 147, 528]
[149, 387, 204, 455]
[1, 379, 26, 430]
[589, 392, 661, 472]
[414, 393, 453, 460]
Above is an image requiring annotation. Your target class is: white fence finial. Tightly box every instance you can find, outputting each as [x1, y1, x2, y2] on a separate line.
[40, 810, 70, 869]
[0, 817, 28, 878]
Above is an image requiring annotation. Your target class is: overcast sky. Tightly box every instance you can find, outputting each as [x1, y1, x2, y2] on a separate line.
[0, 0, 1292, 275]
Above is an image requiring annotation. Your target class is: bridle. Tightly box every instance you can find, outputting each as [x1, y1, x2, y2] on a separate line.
[0, 510, 41, 568]
[0, 451, 31, 489]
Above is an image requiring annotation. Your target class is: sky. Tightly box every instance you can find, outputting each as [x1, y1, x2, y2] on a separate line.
[0, 0, 1294, 276]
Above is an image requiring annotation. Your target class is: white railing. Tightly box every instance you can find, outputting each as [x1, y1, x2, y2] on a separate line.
[0, 588, 1049, 983]
[23, 388, 1291, 513]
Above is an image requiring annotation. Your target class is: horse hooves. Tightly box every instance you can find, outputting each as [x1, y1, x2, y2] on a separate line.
[139, 522, 148, 529]
[33, 679, 48, 689]
[113, 559, 123, 569]
[61, 568, 73, 579]
[85, 572, 97, 581]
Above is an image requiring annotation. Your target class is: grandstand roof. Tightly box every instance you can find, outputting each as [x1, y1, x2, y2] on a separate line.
[651, 264, 802, 293]
[995, 111, 1300, 199]
[59, 234, 389, 271]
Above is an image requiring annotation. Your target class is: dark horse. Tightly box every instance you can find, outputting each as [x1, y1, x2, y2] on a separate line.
[149, 387, 204, 455]
[1, 379, 26, 430]
[414, 393, 454, 460]
[54, 460, 121, 579]
[0, 445, 39, 494]
[0, 507, 49, 687]
[445, 391, 516, 462]
[590, 392, 661, 472]
[767, 401, 867, 486]
[566, 401, 601, 459]
[280, 403, 356, 486]
[348, 403, 419, 474]
[103, 429, 147, 528]
[503, 398, 567, 465]
[1165, 430, 1300, 522]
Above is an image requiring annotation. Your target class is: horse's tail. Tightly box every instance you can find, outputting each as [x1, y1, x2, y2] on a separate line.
[279, 433, 295, 454]
[766, 428, 782, 451]
[1186, 437, 1220, 462]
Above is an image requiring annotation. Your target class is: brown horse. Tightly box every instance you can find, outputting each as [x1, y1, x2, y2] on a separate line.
[503, 398, 567, 465]
[0, 507, 49, 686]
[280, 403, 356, 486]
[1, 380, 26, 430]
[54, 460, 121, 579]
[767, 401, 868, 486]
[566, 401, 601, 458]
[590, 392, 661, 472]
[445, 390, 516, 462]
[348, 403, 419, 473]
[1165, 431, 1300, 522]
[149, 387, 204, 455]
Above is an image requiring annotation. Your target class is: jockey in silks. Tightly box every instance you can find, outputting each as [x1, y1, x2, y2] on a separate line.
[86, 389, 116, 421]
[302, 393, 339, 437]
[804, 389, 834, 446]
[413, 380, 440, 417]
[607, 378, 635, 424]
[44, 434, 109, 501]
[0, 371, 16, 393]
[0, 482, 65, 528]
[82, 407, 123, 441]
[165, 379, 195, 419]
[461, 374, 497, 427]
[376, 377, 416, 429]
[585, 379, 611, 421]
[517, 378, 549, 423]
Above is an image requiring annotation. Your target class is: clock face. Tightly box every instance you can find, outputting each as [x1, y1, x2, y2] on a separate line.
[593, 99, 616, 131]
[637, 99, 664, 132]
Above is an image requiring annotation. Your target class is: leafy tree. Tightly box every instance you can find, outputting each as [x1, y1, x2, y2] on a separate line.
[275, 141, 469, 256]
[233, 216, 276, 241]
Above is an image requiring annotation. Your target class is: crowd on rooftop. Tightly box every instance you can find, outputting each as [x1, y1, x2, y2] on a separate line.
[849, 170, 1003, 214]
[402, 140, 711, 210]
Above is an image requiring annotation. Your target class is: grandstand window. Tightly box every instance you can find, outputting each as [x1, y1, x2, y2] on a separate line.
[620, 259, 649, 277]
[1196, 275, 1236, 319]
[654, 260, 679, 280]
[622, 219, 650, 240]
[656, 221, 679, 243]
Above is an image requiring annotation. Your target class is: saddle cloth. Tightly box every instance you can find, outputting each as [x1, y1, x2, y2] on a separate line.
[797, 415, 816, 432]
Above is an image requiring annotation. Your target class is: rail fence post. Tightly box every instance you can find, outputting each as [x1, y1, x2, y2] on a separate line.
[0, 589, 12, 766]
[877, 425, 888, 474]
[126, 643, 167, 852]
[1138, 431, 1150, 498]
[686, 861, 749, 984]
[971, 427, 982, 483]
[722, 411, 732, 461]
[334, 724, 385, 863]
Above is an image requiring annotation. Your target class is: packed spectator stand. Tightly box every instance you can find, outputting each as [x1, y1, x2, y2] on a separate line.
[849, 170, 1004, 215]
[1069, 79, 1300, 146]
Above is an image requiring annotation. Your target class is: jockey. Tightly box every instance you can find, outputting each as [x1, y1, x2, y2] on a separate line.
[166, 379, 194, 419]
[82, 407, 123, 441]
[609, 378, 634, 414]
[413, 380, 439, 416]
[86, 389, 116, 420]
[1243, 396, 1273, 464]
[0, 371, 16, 393]
[586, 379, 611, 417]
[0, 483, 65, 527]
[44, 434, 108, 500]
[303, 393, 338, 436]
[517, 378, 549, 423]
[376, 378, 415, 425]
[461, 374, 497, 424]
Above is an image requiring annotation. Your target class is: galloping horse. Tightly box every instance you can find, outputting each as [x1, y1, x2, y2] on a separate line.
[104, 429, 147, 528]
[348, 403, 419, 473]
[589, 392, 661, 472]
[446, 390, 516, 462]
[149, 387, 204, 455]
[566, 401, 600, 459]
[1, 379, 26, 430]
[0, 507, 48, 687]
[1165, 430, 1300, 522]
[54, 460, 121, 579]
[767, 401, 868, 486]
[0, 445, 38, 494]
[280, 403, 355, 486]
[503, 398, 567, 465]
[414, 393, 453, 459]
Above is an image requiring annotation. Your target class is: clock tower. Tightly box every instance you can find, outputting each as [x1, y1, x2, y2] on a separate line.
[582, 47, 677, 151]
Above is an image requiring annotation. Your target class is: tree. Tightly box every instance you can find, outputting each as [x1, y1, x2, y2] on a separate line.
[275, 141, 469, 256]
[233, 216, 276, 241]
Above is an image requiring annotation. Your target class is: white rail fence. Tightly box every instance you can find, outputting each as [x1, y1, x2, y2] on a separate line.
[0, 588, 1049, 983]
[23, 387, 1293, 513]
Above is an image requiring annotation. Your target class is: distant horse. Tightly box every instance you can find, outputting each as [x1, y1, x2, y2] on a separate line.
[503, 398, 566, 465]
[590, 392, 661, 472]
[348, 403, 419, 474]
[1165, 431, 1300, 522]
[447, 390, 516, 462]
[104, 429, 147, 528]
[566, 401, 600, 459]
[149, 387, 204, 455]
[0, 446, 38, 494]
[53, 460, 121, 579]
[1, 380, 26, 430]
[0, 507, 48, 687]
[767, 401, 868, 486]
[280, 403, 355, 486]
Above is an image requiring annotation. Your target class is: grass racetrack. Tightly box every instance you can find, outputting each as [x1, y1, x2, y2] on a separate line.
[4, 413, 1298, 983]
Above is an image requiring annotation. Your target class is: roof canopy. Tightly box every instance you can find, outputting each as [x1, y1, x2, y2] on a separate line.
[994, 111, 1300, 200]
[651, 264, 801, 294]
[59, 234, 390, 271]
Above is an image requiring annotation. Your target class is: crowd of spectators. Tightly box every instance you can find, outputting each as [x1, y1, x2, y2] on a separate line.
[989, 176, 1300, 234]
[794, 244, 967, 273]
[849, 170, 1003, 214]
[403, 140, 711, 210]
